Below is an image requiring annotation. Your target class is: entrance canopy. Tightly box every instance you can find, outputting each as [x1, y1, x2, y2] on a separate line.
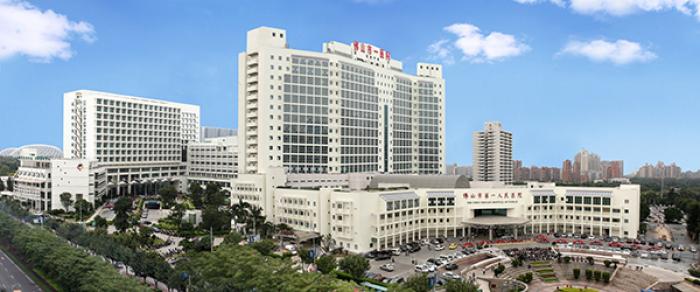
[462, 216, 529, 228]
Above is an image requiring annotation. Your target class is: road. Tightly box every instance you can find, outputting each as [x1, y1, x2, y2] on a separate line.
[0, 248, 41, 292]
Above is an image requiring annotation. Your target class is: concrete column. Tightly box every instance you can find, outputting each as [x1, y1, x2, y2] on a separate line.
[514, 227, 518, 239]
[468, 226, 471, 238]
[488, 228, 493, 241]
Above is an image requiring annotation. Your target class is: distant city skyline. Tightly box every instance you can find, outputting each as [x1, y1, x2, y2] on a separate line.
[2, 1, 700, 172]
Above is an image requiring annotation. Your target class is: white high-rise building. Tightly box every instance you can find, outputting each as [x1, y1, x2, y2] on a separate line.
[472, 122, 513, 184]
[63, 90, 200, 196]
[237, 27, 445, 175]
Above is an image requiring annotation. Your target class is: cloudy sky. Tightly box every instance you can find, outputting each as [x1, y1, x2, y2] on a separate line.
[1, 0, 699, 172]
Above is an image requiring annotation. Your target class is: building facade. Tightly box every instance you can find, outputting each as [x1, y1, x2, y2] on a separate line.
[63, 90, 200, 196]
[12, 156, 105, 212]
[200, 126, 237, 141]
[187, 136, 238, 189]
[472, 122, 513, 184]
[237, 27, 445, 175]
[231, 169, 640, 253]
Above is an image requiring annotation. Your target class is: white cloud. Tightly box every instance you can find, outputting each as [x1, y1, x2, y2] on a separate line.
[514, 0, 700, 20]
[429, 23, 529, 64]
[427, 39, 455, 64]
[0, 0, 96, 62]
[560, 39, 657, 64]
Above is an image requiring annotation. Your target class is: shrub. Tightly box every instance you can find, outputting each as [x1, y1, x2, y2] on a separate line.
[604, 260, 611, 268]
[517, 272, 533, 284]
[586, 256, 594, 265]
[594, 270, 602, 282]
[689, 269, 700, 277]
[585, 269, 593, 280]
[573, 268, 581, 279]
[602, 271, 611, 283]
[494, 263, 506, 276]
[563, 256, 571, 264]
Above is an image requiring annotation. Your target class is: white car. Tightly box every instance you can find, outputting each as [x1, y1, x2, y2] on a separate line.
[434, 244, 445, 251]
[380, 263, 395, 272]
[441, 271, 461, 280]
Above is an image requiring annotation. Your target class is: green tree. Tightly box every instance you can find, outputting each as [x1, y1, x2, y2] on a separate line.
[338, 254, 369, 279]
[6, 177, 13, 192]
[665, 207, 684, 223]
[687, 202, 700, 241]
[602, 271, 611, 283]
[93, 215, 108, 229]
[159, 184, 177, 207]
[171, 245, 353, 291]
[59, 192, 73, 211]
[74, 198, 93, 221]
[251, 239, 276, 256]
[113, 196, 132, 232]
[444, 279, 479, 292]
[401, 273, 430, 292]
[594, 270, 602, 281]
[316, 254, 337, 274]
[585, 269, 593, 280]
[188, 182, 204, 209]
[201, 205, 231, 233]
[573, 268, 581, 279]
[494, 263, 505, 276]
[204, 183, 226, 206]
[0, 178, 5, 191]
[223, 230, 244, 245]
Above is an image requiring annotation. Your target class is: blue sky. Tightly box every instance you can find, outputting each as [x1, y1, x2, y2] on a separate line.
[1, 0, 700, 173]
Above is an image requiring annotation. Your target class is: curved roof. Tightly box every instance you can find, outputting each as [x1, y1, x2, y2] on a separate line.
[369, 174, 470, 189]
[463, 216, 529, 227]
[0, 144, 63, 159]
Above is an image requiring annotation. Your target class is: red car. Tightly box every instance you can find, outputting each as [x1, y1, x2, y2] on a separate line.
[590, 240, 603, 246]
[553, 239, 568, 244]
[608, 242, 624, 248]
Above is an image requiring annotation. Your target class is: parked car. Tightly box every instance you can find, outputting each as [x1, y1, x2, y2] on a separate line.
[445, 263, 458, 271]
[380, 263, 395, 272]
[690, 246, 697, 253]
[448, 242, 458, 250]
[441, 271, 461, 280]
[434, 244, 445, 251]
[390, 248, 401, 256]
[375, 253, 392, 261]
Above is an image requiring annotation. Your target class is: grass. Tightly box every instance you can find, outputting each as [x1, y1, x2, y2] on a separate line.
[536, 268, 555, 273]
[531, 261, 551, 267]
[542, 277, 560, 282]
[558, 288, 598, 292]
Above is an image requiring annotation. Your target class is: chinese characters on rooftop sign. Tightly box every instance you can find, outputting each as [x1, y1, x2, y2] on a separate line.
[352, 41, 391, 60]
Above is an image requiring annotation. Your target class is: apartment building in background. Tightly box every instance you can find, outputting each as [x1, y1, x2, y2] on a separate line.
[201, 126, 236, 141]
[472, 122, 513, 184]
[237, 27, 445, 175]
[63, 90, 200, 197]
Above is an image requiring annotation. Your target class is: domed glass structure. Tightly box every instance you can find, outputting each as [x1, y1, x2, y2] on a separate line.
[0, 144, 63, 159]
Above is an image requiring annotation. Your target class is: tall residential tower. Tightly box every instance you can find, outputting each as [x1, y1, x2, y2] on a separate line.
[472, 121, 513, 184]
[237, 27, 445, 175]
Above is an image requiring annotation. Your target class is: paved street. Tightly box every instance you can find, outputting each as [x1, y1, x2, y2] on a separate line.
[0, 248, 41, 292]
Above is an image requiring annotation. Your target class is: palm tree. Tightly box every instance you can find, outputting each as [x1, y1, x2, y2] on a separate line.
[231, 199, 251, 233]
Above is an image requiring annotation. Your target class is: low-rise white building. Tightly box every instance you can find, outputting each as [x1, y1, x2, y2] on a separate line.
[231, 169, 640, 254]
[186, 136, 238, 189]
[11, 156, 106, 212]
